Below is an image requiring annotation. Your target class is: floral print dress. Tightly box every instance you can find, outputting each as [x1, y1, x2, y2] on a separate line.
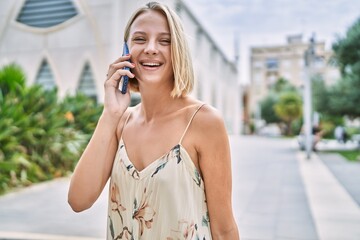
[107, 104, 211, 240]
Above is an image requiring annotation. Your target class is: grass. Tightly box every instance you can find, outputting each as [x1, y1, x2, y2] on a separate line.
[337, 150, 360, 161]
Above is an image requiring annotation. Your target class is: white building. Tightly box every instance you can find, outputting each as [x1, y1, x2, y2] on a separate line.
[248, 34, 340, 123]
[0, 0, 241, 134]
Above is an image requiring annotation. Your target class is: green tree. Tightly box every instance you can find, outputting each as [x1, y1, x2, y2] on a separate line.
[271, 77, 297, 93]
[328, 75, 360, 118]
[259, 77, 297, 124]
[259, 78, 300, 135]
[274, 92, 303, 135]
[332, 17, 360, 75]
[311, 77, 342, 138]
[259, 93, 280, 124]
[330, 16, 360, 118]
[312, 76, 330, 113]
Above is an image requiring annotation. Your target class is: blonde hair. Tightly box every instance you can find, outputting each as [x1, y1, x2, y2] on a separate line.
[124, 2, 194, 98]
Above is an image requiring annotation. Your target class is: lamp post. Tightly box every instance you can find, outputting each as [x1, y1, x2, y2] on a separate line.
[303, 34, 316, 159]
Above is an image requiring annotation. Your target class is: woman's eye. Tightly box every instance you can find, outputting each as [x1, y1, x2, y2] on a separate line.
[160, 39, 171, 44]
[133, 38, 146, 43]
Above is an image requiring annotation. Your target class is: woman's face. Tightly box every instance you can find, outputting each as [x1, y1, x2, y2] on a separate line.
[128, 10, 173, 90]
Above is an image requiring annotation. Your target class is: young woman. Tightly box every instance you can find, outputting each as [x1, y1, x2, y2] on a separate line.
[68, 2, 239, 239]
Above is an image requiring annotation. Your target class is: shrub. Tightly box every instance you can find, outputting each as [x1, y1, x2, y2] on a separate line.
[0, 64, 102, 194]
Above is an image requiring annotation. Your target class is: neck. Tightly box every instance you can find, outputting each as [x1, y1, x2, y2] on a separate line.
[139, 88, 180, 123]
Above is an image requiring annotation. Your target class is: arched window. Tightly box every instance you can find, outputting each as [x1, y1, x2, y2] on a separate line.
[175, 2, 182, 15]
[16, 0, 78, 28]
[35, 59, 56, 90]
[77, 62, 97, 100]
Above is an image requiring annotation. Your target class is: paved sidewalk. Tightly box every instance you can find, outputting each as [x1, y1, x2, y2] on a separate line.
[0, 232, 102, 240]
[0, 178, 107, 239]
[232, 136, 318, 240]
[0, 136, 359, 239]
[318, 152, 360, 206]
[298, 152, 360, 240]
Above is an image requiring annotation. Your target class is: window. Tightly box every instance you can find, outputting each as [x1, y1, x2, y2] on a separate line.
[266, 58, 279, 70]
[35, 60, 56, 90]
[196, 28, 203, 43]
[77, 62, 97, 99]
[253, 61, 263, 69]
[175, 2, 182, 15]
[194, 29, 203, 54]
[16, 0, 78, 28]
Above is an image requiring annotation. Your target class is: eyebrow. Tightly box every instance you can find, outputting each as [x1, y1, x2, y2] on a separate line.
[132, 31, 170, 36]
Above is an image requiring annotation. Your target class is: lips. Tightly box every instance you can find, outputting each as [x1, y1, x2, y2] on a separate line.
[141, 62, 161, 67]
[139, 60, 163, 69]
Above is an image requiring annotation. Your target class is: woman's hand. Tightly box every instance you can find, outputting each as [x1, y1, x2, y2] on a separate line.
[104, 54, 135, 119]
[68, 55, 135, 212]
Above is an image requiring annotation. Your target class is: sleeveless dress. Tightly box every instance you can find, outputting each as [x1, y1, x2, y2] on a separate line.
[107, 104, 212, 240]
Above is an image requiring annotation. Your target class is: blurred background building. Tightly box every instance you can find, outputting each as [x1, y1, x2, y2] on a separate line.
[0, 0, 242, 134]
[245, 34, 340, 133]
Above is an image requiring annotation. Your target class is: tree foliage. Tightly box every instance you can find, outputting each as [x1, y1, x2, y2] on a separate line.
[312, 77, 330, 113]
[329, 16, 360, 118]
[274, 92, 303, 135]
[332, 17, 360, 75]
[329, 75, 360, 118]
[260, 77, 296, 124]
[259, 78, 303, 135]
[272, 77, 297, 93]
[260, 93, 280, 124]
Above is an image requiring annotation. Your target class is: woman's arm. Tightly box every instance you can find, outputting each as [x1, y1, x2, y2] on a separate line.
[68, 111, 124, 212]
[194, 105, 240, 239]
[68, 55, 135, 212]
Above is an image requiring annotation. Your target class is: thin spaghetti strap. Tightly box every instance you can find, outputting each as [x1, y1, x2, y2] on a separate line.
[120, 111, 132, 142]
[179, 104, 205, 144]
[123, 110, 132, 128]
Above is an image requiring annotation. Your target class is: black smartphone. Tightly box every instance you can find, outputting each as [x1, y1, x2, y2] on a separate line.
[120, 42, 130, 94]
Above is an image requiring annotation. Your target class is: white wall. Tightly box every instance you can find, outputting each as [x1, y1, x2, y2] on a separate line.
[0, 0, 241, 134]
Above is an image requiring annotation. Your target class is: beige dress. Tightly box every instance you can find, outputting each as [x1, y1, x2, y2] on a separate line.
[107, 104, 212, 240]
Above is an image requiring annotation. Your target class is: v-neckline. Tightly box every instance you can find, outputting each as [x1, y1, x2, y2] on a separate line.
[119, 138, 180, 179]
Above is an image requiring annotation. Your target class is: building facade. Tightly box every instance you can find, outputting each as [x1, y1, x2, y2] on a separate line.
[0, 0, 241, 134]
[248, 34, 340, 125]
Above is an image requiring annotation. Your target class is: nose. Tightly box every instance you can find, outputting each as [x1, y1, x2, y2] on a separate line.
[144, 40, 158, 55]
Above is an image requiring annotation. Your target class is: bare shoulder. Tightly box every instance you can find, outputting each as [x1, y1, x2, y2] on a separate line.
[115, 105, 138, 140]
[194, 104, 226, 133]
[181, 97, 222, 121]
[191, 104, 228, 149]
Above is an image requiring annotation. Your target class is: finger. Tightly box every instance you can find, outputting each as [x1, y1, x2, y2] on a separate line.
[107, 58, 134, 80]
[106, 69, 135, 86]
[116, 73, 134, 94]
[115, 69, 135, 80]
[111, 61, 135, 70]
[111, 54, 131, 65]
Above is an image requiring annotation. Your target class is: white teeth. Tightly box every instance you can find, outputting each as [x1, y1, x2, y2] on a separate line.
[142, 63, 161, 66]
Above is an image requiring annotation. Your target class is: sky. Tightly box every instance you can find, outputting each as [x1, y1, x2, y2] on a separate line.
[183, 0, 360, 84]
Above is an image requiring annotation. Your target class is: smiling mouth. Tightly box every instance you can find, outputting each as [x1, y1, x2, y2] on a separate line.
[140, 62, 162, 68]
